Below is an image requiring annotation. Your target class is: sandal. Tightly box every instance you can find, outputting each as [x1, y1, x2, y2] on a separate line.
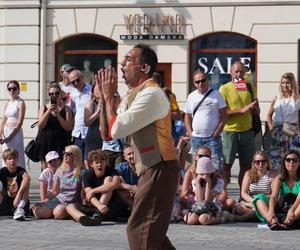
[268, 222, 283, 231]
[281, 223, 292, 230]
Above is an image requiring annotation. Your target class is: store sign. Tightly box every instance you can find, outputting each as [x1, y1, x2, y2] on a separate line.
[120, 13, 184, 40]
[198, 57, 252, 74]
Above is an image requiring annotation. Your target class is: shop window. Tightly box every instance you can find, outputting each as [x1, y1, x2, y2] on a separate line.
[189, 32, 257, 92]
[55, 34, 118, 84]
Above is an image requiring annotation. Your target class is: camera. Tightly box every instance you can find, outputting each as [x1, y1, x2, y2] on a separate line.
[50, 96, 56, 105]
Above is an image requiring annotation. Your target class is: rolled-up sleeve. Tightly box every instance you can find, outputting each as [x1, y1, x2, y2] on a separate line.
[111, 87, 170, 139]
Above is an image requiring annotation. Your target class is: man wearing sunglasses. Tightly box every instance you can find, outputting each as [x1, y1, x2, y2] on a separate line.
[59, 64, 75, 107]
[69, 69, 92, 161]
[185, 69, 227, 172]
[96, 44, 179, 250]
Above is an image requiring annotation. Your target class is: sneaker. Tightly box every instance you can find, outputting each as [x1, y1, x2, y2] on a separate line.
[92, 211, 103, 221]
[79, 215, 102, 226]
[13, 207, 26, 221]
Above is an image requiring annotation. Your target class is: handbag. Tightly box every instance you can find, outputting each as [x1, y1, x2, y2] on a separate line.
[282, 122, 298, 136]
[246, 83, 262, 135]
[24, 121, 40, 162]
[279, 103, 298, 136]
[25, 139, 39, 162]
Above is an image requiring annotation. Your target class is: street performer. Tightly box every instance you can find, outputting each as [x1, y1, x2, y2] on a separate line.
[96, 44, 179, 250]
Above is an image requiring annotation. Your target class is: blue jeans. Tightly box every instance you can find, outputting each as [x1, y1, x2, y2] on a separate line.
[191, 135, 223, 171]
[74, 136, 85, 160]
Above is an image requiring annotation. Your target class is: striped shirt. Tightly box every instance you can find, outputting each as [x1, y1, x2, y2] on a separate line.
[249, 171, 271, 196]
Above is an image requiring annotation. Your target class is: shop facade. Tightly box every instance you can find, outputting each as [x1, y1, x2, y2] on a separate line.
[1, 0, 300, 140]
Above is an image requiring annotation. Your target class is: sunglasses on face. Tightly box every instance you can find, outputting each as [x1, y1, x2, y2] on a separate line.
[70, 77, 81, 85]
[197, 154, 211, 158]
[7, 87, 18, 92]
[194, 79, 207, 84]
[285, 157, 299, 163]
[254, 159, 267, 165]
[48, 92, 60, 97]
[63, 151, 73, 157]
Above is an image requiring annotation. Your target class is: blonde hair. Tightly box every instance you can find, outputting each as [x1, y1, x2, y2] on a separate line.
[279, 72, 298, 101]
[249, 151, 270, 183]
[60, 145, 82, 177]
[2, 148, 18, 161]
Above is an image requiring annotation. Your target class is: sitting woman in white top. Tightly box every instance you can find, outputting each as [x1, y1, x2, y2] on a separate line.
[233, 151, 277, 221]
[267, 72, 300, 172]
[184, 155, 233, 225]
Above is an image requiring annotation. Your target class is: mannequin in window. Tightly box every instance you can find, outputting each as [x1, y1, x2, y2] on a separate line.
[81, 60, 94, 85]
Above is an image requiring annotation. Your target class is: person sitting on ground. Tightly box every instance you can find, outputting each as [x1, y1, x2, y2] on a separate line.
[80, 149, 125, 222]
[183, 151, 234, 225]
[32, 145, 87, 223]
[115, 144, 138, 209]
[257, 149, 300, 230]
[181, 145, 235, 212]
[0, 148, 30, 221]
[233, 150, 277, 221]
[38, 151, 61, 202]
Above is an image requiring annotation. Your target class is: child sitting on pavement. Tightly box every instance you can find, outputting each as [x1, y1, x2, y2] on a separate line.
[80, 149, 126, 221]
[0, 148, 30, 220]
[184, 155, 234, 225]
[38, 151, 61, 202]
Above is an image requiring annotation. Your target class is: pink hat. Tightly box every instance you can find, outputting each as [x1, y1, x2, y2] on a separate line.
[196, 157, 215, 174]
[45, 151, 59, 163]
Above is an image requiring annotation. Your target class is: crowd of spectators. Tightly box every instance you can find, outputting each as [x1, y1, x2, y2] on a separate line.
[0, 53, 300, 232]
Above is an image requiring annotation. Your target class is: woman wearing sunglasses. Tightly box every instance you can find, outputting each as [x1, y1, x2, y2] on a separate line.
[0, 80, 26, 168]
[233, 151, 277, 221]
[256, 149, 300, 230]
[36, 82, 73, 169]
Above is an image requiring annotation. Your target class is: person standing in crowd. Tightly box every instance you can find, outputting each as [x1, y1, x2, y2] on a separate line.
[36, 82, 73, 169]
[96, 44, 179, 250]
[219, 61, 260, 189]
[0, 80, 26, 169]
[69, 69, 92, 161]
[59, 64, 75, 107]
[259, 150, 300, 230]
[267, 72, 300, 172]
[185, 70, 227, 172]
[84, 84, 103, 167]
[152, 72, 182, 145]
[0, 148, 30, 220]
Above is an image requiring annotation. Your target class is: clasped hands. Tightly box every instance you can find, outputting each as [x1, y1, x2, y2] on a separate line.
[95, 65, 118, 102]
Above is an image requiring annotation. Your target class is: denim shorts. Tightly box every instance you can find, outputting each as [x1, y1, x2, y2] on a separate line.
[191, 135, 223, 171]
[43, 197, 62, 210]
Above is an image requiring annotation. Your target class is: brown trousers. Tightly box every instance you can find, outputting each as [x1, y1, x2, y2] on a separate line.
[127, 160, 179, 250]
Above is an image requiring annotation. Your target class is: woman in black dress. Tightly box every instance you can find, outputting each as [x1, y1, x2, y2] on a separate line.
[36, 82, 73, 169]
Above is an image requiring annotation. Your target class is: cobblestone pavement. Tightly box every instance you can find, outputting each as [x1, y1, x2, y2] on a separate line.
[0, 162, 299, 250]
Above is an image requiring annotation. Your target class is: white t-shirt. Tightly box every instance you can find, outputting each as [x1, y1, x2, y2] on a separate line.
[272, 96, 300, 125]
[39, 168, 55, 193]
[185, 89, 226, 137]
